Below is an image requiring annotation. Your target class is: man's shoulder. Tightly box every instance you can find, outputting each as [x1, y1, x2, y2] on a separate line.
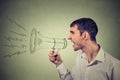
[105, 52, 120, 67]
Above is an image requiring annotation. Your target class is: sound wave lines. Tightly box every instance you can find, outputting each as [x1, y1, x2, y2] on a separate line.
[10, 31, 27, 38]
[7, 17, 27, 32]
[1, 17, 28, 58]
[2, 35, 27, 42]
[4, 50, 27, 58]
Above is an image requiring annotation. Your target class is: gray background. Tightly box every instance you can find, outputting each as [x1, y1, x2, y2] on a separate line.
[0, 0, 120, 80]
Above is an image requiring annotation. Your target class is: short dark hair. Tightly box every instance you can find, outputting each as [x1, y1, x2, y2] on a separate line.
[70, 18, 98, 41]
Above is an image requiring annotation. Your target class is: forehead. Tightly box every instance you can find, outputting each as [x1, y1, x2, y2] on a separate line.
[70, 24, 79, 31]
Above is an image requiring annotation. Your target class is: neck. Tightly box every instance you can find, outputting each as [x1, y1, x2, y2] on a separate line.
[82, 41, 100, 63]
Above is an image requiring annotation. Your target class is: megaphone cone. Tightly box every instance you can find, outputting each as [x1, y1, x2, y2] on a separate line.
[29, 28, 67, 54]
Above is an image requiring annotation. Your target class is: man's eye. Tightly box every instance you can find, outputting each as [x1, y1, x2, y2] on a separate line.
[70, 31, 74, 34]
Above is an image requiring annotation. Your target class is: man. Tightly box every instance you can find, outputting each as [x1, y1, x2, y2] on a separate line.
[48, 18, 120, 80]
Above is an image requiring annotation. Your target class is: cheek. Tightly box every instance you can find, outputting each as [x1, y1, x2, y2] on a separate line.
[74, 39, 81, 45]
[76, 37, 82, 42]
[76, 38, 83, 46]
[76, 40, 81, 46]
[73, 35, 82, 43]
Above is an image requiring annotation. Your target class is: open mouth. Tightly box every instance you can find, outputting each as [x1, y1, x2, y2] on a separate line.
[72, 41, 75, 47]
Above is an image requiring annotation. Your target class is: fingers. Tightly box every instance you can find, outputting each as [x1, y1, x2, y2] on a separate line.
[49, 51, 58, 57]
[48, 50, 63, 67]
[48, 50, 58, 63]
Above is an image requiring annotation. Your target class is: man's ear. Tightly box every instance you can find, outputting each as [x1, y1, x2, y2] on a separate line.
[82, 31, 89, 40]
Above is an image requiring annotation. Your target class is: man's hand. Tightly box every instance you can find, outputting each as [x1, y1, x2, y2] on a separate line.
[48, 50, 63, 67]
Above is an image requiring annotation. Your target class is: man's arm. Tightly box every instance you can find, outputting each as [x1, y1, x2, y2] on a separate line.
[112, 61, 120, 80]
[48, 51, 73, 80]
[57, 63, 73, 80]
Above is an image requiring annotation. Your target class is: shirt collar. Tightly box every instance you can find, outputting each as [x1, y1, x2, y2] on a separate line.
[81, 47, 105, 65]
[95, 47, 105, 62]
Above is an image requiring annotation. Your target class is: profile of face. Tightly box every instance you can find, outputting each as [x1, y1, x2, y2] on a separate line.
[68, 25, 85, 51]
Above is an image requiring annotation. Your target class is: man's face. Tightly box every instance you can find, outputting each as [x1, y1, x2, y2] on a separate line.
[68, 25, 84, 51]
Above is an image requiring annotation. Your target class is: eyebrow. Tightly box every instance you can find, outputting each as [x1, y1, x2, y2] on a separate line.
[70, 31, 74, 34]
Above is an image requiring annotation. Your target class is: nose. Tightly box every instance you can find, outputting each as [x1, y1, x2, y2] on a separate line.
[68, 34, 72, 40]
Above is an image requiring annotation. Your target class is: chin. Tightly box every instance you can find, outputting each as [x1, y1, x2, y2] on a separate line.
[74, 48, 80, 51]
[73, 45, 81, 51]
